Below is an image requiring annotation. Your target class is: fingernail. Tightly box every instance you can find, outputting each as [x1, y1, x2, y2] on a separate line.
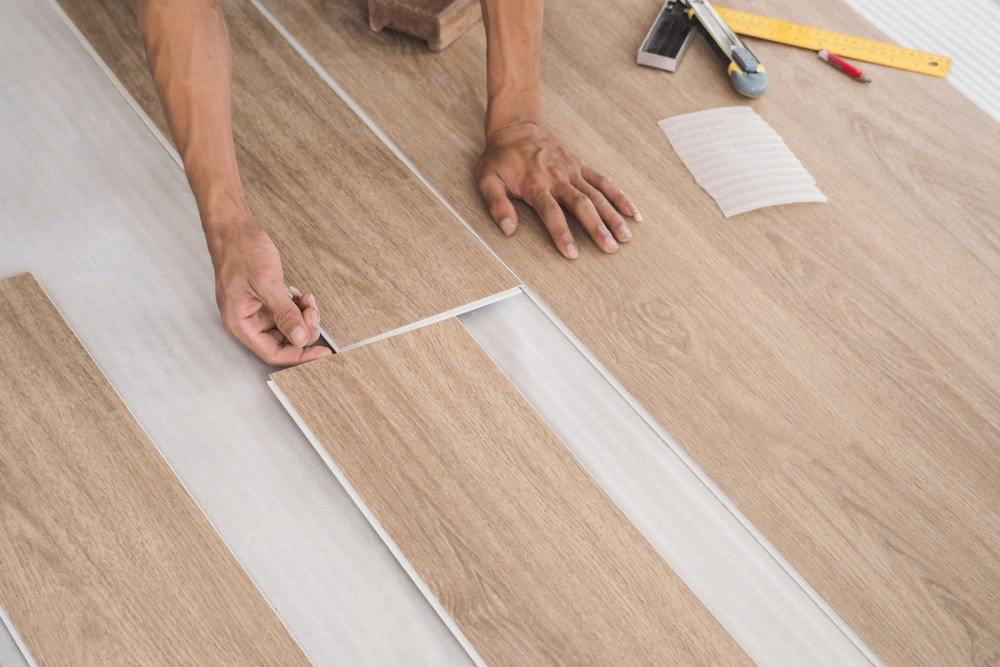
[566, 241, 578, 259]
[287, 285, 303, 298]
[619, 224, 632, 241]
[290, 326, 307, 347]
[311, 311, 320, 327]
[306, 294, 316, 308]
[499, 217, 515, 236]
[630, 204, 643, 222]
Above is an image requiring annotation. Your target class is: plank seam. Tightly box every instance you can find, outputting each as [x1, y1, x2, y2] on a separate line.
[267, 380, 490, 667]
[340, 286, 522, 352]
[247, 0, 520, 280]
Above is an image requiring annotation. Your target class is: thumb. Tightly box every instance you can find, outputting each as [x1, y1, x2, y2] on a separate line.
[478, 173, 518, 236]
[259, 282, 309, 347]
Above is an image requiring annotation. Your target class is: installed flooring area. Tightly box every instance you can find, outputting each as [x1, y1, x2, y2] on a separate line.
[1, 0, 998, 664]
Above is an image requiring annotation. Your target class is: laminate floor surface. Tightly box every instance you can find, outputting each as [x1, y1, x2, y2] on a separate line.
[0, 272, 311, 666]
[272, 318, 753, 666]
[54, 0, 518, 348]
[254, 0, 1000, 664]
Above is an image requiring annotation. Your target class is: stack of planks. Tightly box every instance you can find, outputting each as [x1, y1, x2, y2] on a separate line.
[6, 0, 999, 664]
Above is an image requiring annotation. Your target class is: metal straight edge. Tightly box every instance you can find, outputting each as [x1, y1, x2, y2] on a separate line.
[249, 3, 882, 663]
[12, 275, 317, 667]
[518, 286, 885, 667]
[266, 380, 489, 667]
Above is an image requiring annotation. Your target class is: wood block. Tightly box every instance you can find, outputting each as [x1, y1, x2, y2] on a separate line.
[369, 0, 481, 51]
[0, 272, 311, 666]
[272, 318, 752, 666]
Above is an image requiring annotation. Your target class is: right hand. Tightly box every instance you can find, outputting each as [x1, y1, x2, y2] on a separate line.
[208, 221, 331, 366]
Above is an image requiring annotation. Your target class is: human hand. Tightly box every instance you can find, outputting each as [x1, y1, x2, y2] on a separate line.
[476, 122, 641, 259]
[208, 222, 331, 366]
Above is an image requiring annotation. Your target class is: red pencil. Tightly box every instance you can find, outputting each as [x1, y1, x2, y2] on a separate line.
[818, 49, 872, 83]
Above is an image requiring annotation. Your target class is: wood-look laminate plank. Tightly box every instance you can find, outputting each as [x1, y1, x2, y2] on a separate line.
[0, 272, 312, 666]
[272, 318, 752, 666]
[54, 0, 518, 348]
[252, 0, 1000, 663]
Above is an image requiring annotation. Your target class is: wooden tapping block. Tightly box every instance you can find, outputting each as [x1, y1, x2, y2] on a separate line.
[369, 0, 481, 52]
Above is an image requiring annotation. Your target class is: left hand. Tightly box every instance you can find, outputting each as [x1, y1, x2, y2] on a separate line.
[476, 121, 640, 259]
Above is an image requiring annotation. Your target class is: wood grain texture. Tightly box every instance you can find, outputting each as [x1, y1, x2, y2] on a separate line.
[273, 318, 752, 666]
[54, 0, 518, 347]
[253, 0, 1000, 664]
[0, 272, 311, 666]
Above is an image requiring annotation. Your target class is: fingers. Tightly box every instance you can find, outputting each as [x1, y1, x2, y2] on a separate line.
[248, 324, 332, 367]
[257, 281, 312, 348]
[554, 182, 619, 254]
[581, 165, 642, 221]
[572, 176, 632, 244]
[524, 190, 578, 259]
[293, 292, 322, 345]
[478, 172, 518, 236]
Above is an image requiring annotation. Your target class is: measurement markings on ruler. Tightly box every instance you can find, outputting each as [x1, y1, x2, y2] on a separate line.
[714, 7, 951, 77]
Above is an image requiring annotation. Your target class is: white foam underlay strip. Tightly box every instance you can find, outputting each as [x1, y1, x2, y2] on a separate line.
[659, 106, 827, 217]
[841, 0, 1000, 123]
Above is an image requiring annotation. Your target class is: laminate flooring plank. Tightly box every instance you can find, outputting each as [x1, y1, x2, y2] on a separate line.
[53, 0, 518, 348]
[272, 318, 753, 666]
[0, 272, 312, 666]
[251, 0, 1000, 664]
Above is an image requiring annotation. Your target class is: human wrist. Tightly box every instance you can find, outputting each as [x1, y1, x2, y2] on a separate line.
[203, 209, 256, 262]
[486, 117, 541, 144]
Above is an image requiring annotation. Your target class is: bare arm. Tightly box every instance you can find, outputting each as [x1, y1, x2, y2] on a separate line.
[476, 0, 640, 259]
[137, 0, 329, 365]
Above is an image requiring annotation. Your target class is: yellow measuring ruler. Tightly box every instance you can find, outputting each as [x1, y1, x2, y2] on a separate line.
[713, 6, 951, 77]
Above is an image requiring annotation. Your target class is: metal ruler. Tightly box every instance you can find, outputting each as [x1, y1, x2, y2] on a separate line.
[713, 6, 952, 77]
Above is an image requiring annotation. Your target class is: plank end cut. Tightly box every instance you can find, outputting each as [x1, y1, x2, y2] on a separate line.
[0, 272, 311, 666]
[369, 0, 482, 51]
[271, 318, 752, 666]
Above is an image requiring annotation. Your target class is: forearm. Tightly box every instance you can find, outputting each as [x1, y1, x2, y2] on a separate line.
[137, 0, 250, 253]
[480, 0, 543, 138]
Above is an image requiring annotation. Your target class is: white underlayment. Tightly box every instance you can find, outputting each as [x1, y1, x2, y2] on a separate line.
[842, 0, 1000, 123]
